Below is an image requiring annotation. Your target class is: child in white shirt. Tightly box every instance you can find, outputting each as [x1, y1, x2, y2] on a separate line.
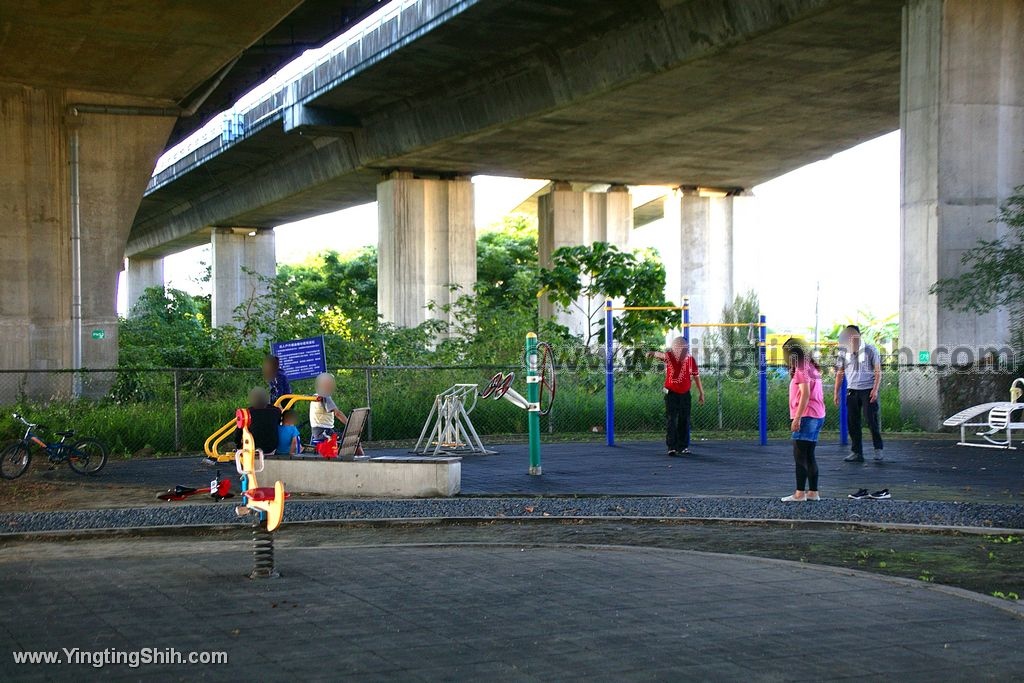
[309, 372, 348, 441]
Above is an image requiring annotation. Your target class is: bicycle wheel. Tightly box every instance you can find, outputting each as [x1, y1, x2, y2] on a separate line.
[0, 442, 31, 480]
[68, 438, 108, 475]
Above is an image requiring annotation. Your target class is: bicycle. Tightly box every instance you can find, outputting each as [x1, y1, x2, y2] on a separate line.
[0, 413, 108, 480]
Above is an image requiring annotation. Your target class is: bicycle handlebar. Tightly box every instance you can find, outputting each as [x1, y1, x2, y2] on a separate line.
[11, 413, 38, 428]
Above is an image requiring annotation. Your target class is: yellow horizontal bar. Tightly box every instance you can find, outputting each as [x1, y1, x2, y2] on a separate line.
[609, 306, 689, 311]
[275, 393, 320, 411]
[761, 342, 839, 348]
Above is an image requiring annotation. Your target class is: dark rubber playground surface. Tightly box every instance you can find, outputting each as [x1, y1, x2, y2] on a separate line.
[5, 438, 1023, 534]
[92, 438, 1024, 503]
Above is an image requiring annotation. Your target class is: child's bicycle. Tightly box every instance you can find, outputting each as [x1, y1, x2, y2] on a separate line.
[0, 413, 108, 480]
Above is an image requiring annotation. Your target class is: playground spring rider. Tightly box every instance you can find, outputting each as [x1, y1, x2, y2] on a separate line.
[481, 333, 556, 475]
[234, 408, 288, 579]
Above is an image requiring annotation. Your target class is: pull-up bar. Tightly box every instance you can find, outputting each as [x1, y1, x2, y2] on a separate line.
[608, 305, 687, 311]
[604, 298, 768, 448]
[610, 305, 765, 329]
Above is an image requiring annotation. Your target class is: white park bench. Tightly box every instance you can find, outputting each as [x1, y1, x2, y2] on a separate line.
[943, 379, 1024, 449]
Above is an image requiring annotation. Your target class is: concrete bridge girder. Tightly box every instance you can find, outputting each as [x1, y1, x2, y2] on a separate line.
[129, 0, 906, 258]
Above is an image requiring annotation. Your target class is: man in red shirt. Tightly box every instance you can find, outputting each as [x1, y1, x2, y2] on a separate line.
[648, 338, 705, 455]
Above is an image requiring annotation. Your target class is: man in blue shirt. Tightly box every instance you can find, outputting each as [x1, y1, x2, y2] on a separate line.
[263, 355, 291, 405]
[834, 325, 884, 462]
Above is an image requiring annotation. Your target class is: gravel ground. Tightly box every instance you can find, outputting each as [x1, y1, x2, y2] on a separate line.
[1, 496, 1022, 534]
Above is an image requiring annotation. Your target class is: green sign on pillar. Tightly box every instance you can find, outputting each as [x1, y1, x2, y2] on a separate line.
[918, 350, 930, 363]
[91, 329, 105, 340]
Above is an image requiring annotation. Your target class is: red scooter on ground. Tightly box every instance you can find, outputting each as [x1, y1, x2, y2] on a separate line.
[157, 470, 234, 502]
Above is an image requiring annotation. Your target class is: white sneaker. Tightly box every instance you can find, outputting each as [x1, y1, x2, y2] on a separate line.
[780, 494, 805, 502]
[873, 449, 884, 462]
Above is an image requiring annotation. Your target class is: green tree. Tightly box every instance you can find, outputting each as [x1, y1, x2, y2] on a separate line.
[119, 287, 200, 368]
[930, 185, 1024, 350]
[539, 242, 676, 348]
[119, 287, 247, 368]
[239, 218, 551, 367]
[275, 247, 378, 328]
[818, 311, 899, 348]
[475, 215, 541, 313]
[719, 290, 761, 350]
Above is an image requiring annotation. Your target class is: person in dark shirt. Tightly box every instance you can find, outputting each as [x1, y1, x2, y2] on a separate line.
[233, 387, 281, 455]
[263, 355, 291, 405]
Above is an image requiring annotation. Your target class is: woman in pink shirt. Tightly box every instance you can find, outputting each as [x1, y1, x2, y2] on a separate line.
[781, 338, 826, 502]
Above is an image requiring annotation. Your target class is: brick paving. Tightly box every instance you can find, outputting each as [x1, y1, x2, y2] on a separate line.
[1, 536, 1022, 681]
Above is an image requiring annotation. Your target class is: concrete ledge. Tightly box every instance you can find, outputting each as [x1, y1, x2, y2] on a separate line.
[261, 455, 460, 498]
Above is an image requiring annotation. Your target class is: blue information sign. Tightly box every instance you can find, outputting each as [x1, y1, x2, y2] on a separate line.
[272, 336, 327, 380]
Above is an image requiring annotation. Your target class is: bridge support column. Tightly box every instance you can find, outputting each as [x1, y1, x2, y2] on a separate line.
[664, 188, 737, 333]
[0, 84, 172, 395]
[377, 173, 475, 328]
[125, 257, 164, 315]
[900, 0, 1024, 425]
[211, 228, 277, 328]
[538, 184, 633, 338]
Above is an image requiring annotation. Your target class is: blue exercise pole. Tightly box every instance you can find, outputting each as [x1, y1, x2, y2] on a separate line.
[605, 299, 615, 447]
[682, 298, 690, 343]
[839, 376, 849, 446]
[758, 314, 768, 446]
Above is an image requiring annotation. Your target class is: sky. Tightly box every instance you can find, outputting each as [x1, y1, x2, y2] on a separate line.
[141, 130, 901, 337]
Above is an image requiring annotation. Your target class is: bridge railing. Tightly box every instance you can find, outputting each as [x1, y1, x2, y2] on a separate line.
[149, 0, 462, 190]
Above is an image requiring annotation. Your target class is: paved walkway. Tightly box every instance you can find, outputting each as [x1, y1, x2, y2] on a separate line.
[1, 535, 1022, 681]
[80, 439, 1024, 504]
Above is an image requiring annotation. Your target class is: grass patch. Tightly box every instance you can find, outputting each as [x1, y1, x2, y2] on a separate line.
[0, 369, 926, 456]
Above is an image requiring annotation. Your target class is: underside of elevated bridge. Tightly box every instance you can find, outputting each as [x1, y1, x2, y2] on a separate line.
[129, 0, 905, 256]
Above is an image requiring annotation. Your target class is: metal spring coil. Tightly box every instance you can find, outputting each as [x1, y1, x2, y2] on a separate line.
[250, 521, 277, 578]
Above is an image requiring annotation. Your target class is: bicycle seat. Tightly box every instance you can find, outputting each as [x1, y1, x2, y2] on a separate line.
[56, 430, 75, 437]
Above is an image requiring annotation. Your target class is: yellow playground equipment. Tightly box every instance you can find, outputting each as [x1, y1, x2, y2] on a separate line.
[234, 407, 287, 579]
[234, 408, 287, 533]
[204, 394, 319, 462]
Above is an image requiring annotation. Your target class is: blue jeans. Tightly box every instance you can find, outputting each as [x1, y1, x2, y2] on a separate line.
[791, 416, 824, 442]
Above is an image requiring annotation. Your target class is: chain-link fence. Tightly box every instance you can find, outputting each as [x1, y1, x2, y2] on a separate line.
[0, 357, 1003, 455]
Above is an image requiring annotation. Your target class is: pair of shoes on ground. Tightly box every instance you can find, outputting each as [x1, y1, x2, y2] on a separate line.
[844, 450, 885, 463]
[667, 448, 690, 456]
[848, 488, 891, 500]
[780, 493, 821, 502]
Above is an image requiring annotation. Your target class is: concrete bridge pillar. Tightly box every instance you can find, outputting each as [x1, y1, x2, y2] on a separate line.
[0, 84, 172, 394]
[664, 188, 737, 333]
[377, 173, 476, 328]
[125, 257, 164, 315]
[211, 228, 277, 328]
[900, 0, 1024, 425]
[538, 183, 633, 337]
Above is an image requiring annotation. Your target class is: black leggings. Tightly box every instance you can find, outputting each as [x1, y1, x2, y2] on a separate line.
[664, 390, 692, 450]
[793, 439, 819, 491]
